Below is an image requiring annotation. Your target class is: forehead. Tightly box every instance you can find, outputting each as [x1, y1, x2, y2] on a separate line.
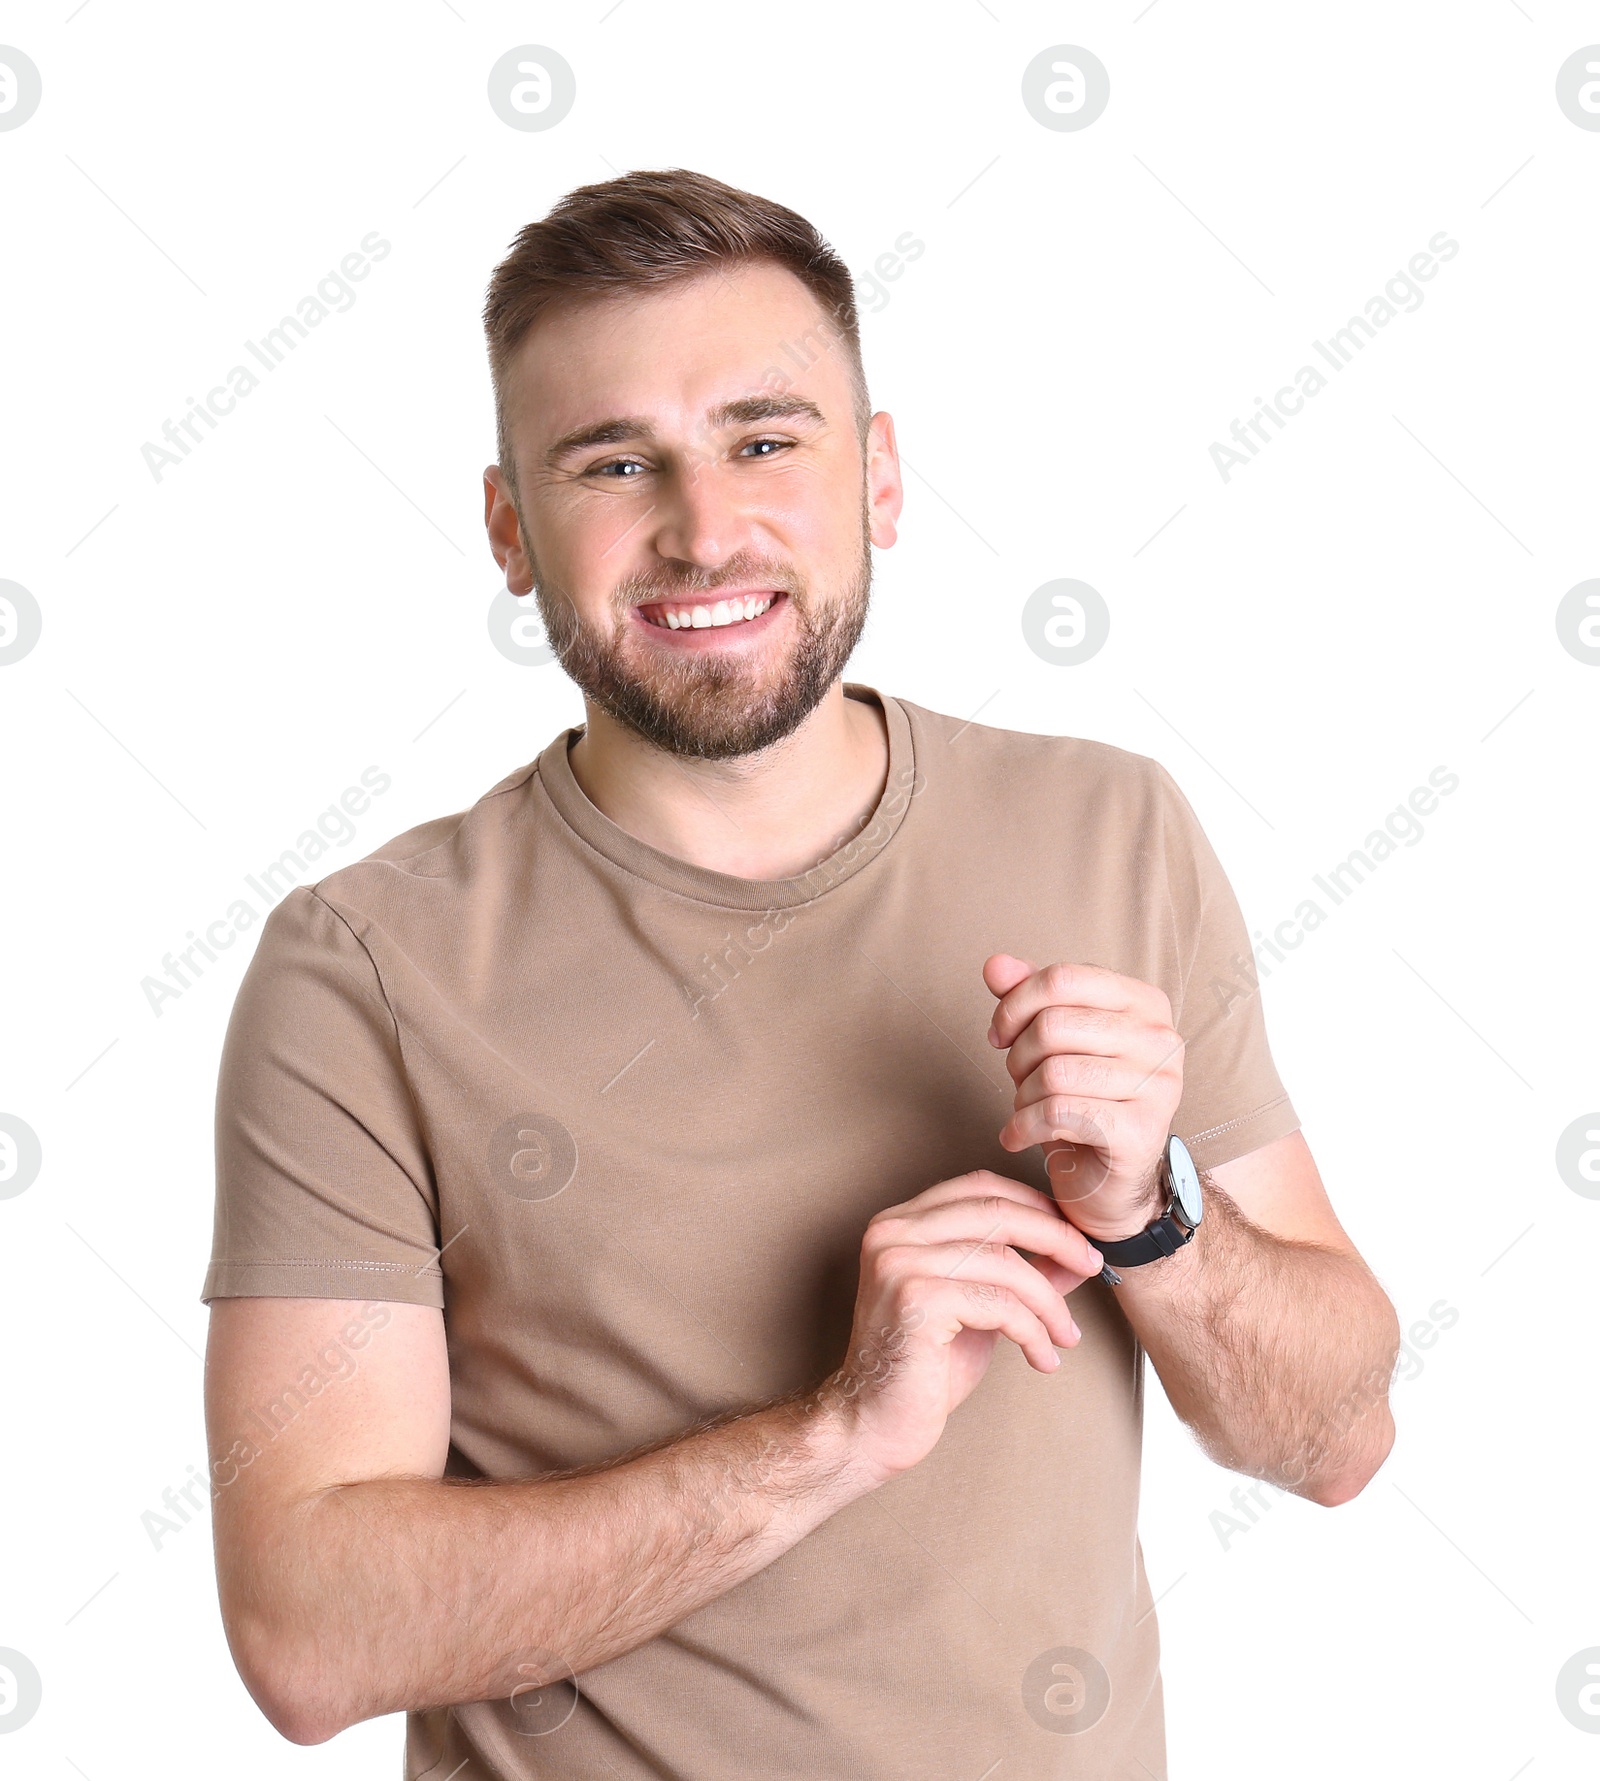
[504, 260, 852, 455]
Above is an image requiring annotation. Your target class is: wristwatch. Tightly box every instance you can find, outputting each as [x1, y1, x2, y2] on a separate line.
[1094, 1135, 1203, 1285]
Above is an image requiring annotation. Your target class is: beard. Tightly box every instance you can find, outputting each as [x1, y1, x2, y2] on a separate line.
[525, 499, 874, 762]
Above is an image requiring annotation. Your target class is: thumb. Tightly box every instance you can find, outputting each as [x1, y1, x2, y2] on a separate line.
[982, 952, 1035, 1001]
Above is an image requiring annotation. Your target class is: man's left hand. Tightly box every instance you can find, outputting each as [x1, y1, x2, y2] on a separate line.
[984, 954, 1185, 1243]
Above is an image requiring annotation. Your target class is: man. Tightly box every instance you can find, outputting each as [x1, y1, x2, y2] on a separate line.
[202, 168, 1400, 1778]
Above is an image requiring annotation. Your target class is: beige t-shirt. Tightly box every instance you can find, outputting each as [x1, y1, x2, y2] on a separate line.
[203, 684, 1299, 1779]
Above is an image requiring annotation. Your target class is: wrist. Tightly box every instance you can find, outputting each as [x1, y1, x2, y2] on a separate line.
[762, 1379, 896, 1516]
[1060, 1166, 1169, 1243]
[1075, 1138, 1208, 1284]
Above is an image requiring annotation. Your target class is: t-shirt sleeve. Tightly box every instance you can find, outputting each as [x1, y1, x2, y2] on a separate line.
[1151, 760, 1302, 1173]
[201, 885, 445, 1307]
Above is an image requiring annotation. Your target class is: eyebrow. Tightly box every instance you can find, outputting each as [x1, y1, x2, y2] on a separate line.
[542, 393, 827, 468]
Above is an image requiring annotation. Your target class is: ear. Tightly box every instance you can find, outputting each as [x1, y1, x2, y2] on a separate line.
[484, 466, 535, 595]
[865, 411, 904, 550]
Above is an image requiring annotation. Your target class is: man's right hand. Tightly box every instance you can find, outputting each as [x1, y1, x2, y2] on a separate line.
[823, 1170, 1104, 1484]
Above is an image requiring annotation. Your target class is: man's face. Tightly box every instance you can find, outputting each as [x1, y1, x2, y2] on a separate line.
[485, 260, 902, 760]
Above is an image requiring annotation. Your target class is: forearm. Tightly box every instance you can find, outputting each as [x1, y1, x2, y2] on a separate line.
[1114, 1178, 1400, 1503]
[229, 1385, 876, 1743]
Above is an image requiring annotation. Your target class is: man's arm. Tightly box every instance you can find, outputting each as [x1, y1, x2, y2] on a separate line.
[205, 1296, 870, 1744]
[1105, 1130, 1400, 1505]
[985, 955, 1400, 1507]
[204, 1175, 1101, 1744]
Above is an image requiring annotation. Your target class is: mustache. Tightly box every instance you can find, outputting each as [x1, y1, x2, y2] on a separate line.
[618, 566, 802, 606]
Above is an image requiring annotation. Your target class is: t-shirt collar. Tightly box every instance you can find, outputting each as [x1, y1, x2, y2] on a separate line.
[535, 682, 916, 911]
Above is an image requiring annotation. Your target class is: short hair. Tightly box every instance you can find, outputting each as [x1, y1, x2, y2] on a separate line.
[482, 167, 870, 494]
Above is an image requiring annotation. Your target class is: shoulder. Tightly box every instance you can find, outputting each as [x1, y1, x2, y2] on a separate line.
[889, 692, 1172, 821]
[240, 760, 545, 968]
[306, 759, 542, 909]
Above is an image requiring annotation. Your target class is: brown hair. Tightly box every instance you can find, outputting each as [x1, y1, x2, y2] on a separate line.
[482, 167, 869, 495]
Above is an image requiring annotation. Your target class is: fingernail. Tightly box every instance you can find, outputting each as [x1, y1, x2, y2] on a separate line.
[1086, 1249, 1103, 1272]
[986, 1024, 999, 1046]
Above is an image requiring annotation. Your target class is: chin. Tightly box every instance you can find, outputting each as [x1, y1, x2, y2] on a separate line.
[563, 612, 865, 763]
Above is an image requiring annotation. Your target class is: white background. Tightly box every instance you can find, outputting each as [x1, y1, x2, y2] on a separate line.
[2, 3, 1596, 1776]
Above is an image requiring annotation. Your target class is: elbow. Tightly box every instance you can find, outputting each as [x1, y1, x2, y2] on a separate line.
[249, 1659, 348, 1747]
[1300, 1296, 1403, 1508]
[227, 1612, 352, 1746]
[1300, 1402, 1397, 1508]
[1302, 1471, 1370, 1509]
[217, 1509, 360, 1744]
[270, 1696, 346, 1749]
[274, 1711, 343, 1749]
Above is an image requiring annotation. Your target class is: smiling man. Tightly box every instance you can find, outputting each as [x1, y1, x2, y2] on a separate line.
[202, 168, 1400, 1779]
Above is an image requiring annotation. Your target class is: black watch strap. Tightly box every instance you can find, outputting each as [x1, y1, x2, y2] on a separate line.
[1091, 1136, 1203, 1283]
[1096, 1211, 1193, 1268]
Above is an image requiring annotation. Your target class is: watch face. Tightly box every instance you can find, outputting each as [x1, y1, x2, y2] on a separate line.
[1168, 1135, 1203, 1226]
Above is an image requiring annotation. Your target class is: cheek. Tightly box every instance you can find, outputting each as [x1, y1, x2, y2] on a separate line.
[790, 517, 871, 606]
[756, 458, 862, 545]
[538, 525, 636, 621]
[527, 486, 616, 567]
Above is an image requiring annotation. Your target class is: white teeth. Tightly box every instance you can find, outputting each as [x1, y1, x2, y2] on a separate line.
[642, 595, 776, 629]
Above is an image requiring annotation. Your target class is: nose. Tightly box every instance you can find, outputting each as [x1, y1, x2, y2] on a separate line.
[646, 455, 754, 573]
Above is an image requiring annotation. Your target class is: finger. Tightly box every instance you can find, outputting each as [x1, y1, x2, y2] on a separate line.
[1010, 1048, 1154, 1111]
[1001, 1094, 1124, 1156]
[989, 961, 1163, 1051]
[920, 1278, 1071, 1371]
[882, 1240, 1081, 1346]
[870, 1185, 1105, 1279]
[982, 952, 1036, 1003]
[885, 1169, 1060, 1219]
[865, 1175, 1104, 1275]
[1002, 1006, 1177, 1088]
[1027, 1253, 1098, 1297]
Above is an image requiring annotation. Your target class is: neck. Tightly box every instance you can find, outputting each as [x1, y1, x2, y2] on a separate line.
[566, 682, 890, 881]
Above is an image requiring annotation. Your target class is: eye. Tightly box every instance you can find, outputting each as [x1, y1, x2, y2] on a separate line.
[588, 458, 649, 480]
[741, 437, 792, 459]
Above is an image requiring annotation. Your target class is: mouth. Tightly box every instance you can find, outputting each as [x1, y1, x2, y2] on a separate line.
[630, 589, 789, 642]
